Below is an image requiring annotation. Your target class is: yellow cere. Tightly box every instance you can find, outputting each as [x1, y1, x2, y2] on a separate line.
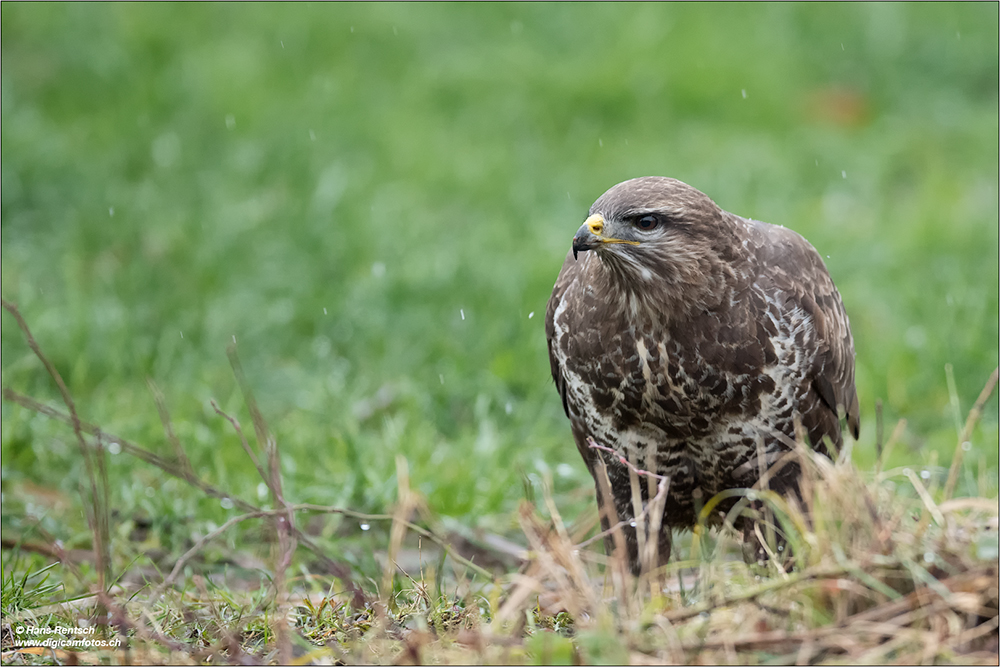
[585, 214, 605, 236]
[586, 214, 640, 246]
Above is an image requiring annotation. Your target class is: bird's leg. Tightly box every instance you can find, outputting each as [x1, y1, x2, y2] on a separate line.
[616, 472, 672, 576]
[652, 522, 673, 574]
[592, 458, 636, 573]
[739, 455, 803, 571]
[592, 457, 672, 575]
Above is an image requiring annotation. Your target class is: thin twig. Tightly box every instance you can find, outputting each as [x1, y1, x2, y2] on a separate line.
[210, 400, 270, 489]
[225, 344, 279, 500]
[588, 438, 669, 481]
[875, 398, 884, 464]
[2, 388, 258, 512]
[146, 377, 194, 479]
[874, 418, 908, 479]
[225, 343, 296, 663]
[150, 511, 270, 600]
[290, 504, 495, 581]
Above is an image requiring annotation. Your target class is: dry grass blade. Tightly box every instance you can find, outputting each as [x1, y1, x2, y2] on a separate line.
[382, 455, 417, 610]
[516, 505, 583, 619]
[539, 473, 600, 609]
[944, 366, 999, 501]
[905, 467, 946, 527]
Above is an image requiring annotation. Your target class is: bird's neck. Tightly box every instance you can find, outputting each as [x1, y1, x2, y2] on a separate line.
[589, 248, 738, 330]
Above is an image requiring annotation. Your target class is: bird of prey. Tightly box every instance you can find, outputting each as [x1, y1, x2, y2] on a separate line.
[545, 176, 859, 572]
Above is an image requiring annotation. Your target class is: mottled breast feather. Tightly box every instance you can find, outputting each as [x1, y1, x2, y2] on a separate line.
[545, 176, 859, 571]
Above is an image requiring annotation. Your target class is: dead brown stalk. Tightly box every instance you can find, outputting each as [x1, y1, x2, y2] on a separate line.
[2, 298, 111, 590]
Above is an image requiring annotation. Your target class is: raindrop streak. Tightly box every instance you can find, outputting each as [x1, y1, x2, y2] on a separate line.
[842, 170, 847, 179]
[460, 309, 465, 320]
[232, 335, 237, 344]
[179, 331, 184, 339]
[309, 130, 316, 141]
[528, 312, 535, 319]
[323, 308, 328, 315]
[280, 40, 284, 49]
[109, 207, 115, 217]
[741, 89, 747, 99]
[439, 374, 445, 385]
[598, 138, 603, 147]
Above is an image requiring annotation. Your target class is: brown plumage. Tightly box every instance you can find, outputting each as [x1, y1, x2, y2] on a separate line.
[545, 176, 859, 571]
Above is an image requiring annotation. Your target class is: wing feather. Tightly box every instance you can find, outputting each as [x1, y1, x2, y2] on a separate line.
[545, 250, 578, 419]
[754, 220, 860, 445]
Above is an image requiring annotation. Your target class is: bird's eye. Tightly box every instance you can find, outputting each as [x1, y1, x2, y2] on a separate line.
[635, 215, 659, 231]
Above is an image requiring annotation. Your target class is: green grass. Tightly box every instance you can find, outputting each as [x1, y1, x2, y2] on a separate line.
[1, 4, 998, 661]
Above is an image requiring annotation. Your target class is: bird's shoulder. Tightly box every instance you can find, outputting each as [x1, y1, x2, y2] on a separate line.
[742, 217, 860, 440]
[734, 219, 839, 336]
[744, 219, 833, 290]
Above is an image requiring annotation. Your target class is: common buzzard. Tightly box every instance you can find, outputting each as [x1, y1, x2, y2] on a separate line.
[545, 177, 859, 572]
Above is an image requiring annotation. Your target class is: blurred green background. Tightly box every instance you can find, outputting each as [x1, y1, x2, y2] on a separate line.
[2, 4, 997, 562]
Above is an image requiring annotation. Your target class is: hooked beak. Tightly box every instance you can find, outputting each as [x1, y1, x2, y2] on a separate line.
[572, 214, 640, 260]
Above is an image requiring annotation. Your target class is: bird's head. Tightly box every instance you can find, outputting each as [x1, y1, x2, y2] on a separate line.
[571, 176, 741, 315]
